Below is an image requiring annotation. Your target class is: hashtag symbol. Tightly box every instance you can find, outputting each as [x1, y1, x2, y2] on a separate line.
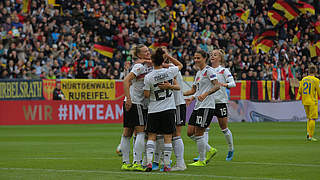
[58, 105, 68, 120]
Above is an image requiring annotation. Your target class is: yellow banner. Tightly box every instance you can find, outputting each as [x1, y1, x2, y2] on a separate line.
[61, 79, 116, 100]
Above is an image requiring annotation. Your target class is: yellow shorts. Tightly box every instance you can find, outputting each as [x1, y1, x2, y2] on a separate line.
[304, 105, 319, 120]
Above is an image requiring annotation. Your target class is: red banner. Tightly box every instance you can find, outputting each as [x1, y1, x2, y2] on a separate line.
[0, 100, 124, 125]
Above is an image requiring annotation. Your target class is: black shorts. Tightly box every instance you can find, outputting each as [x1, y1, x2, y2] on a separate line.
[214, 103, 228, 118]
[188, 108, 215, 128]
[123, 102, 147, 128]
[175, 104, 186, 126]
[146, 109, 176, 134]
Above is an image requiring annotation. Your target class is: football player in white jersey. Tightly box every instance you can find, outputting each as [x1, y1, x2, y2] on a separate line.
[144, 47, 183, 172]
[120, 44, 153, 171]
[183, 50, 220, 167]
[210, 49, 236, 160]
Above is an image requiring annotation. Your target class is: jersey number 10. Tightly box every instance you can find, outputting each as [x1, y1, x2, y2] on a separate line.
[303, 82, 311, 94]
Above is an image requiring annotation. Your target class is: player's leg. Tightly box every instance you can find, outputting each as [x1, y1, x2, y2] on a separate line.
[216, 103, 234, 160]
[145, 112, 160, 172]
[189, 108, 217, 166]
[152, 135, 164, 170]
[120, 127, 133, 170]
[172, 126, 186, 171]
[120, 102, 134, 170]
[161, 110, 176, 172]
[308, 105, 318, 141]
[172, 104, 186, 171]
[145, 133, 157, 172]
[304, 105, 311, 139]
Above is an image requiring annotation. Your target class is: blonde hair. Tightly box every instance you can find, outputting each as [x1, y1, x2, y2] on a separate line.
[211, 49, 226, 66]
[130, 44, 145, 60]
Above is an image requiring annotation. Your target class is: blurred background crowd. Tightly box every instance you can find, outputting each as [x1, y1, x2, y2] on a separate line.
[0, 0, 319, 81]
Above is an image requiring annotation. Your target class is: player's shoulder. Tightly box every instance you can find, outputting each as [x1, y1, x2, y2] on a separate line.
[132, 63, 144, 70]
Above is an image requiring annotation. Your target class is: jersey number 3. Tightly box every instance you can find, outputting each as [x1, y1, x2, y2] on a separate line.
[303, 82, 311, 94]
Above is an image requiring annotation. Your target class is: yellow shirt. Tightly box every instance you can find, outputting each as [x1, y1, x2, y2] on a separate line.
[297, 75, 320, 105]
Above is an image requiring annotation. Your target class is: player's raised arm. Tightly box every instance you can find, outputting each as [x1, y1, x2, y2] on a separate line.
[123, 72, 135, 111]
[164, 53, 183, 70]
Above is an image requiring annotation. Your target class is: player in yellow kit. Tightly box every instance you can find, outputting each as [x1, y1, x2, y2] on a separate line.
[296, 65, 320, 141]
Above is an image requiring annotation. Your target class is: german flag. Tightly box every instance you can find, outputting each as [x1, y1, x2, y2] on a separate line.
[240, 81, 251, 100]
[235, 9, 251, 23]
[309, 41, 320, 57]
[157, 0, 172, 8]
[22, 0, 31, 13]
[292, 31, 301, 44]
[273, 0, 300, 21]
[93, 44, 114, 58]
[252, 29, 277, 47]
[266, 81, 273, 101]
[313, 21, 320, 34]
[254, 38, 274, 53]
[296, 1, 315, 15]
[268, 9, 286, 26]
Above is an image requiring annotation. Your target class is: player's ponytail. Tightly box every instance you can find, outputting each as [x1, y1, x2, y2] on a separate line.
[218, 49, 226, 67]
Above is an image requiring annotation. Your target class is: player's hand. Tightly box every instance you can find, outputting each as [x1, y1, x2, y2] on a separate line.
[219, 82, 228, 87]
[198, 93, 208, 102]
[158, 81, 171, 90]
[125, 98, 132, 111]
[185, 97, 193, 106]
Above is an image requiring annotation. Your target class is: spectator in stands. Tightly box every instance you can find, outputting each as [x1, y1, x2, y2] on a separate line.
[53, 80, 65, 100]
[0, 0, 317, 81]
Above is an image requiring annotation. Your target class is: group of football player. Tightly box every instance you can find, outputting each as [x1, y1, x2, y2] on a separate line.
[118, 44, 236, 172]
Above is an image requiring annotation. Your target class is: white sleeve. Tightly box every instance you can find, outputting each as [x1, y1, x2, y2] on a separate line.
[207, 68, 218, 81]
[143, 76, 151, 91]
[131, 64, 143, 77]
[168, 66, 179, 78]
[224, 68, 236, 88]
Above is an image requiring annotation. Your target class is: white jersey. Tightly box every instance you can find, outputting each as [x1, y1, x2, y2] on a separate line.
[128, 63, 153, 105]
[211, 66, 236, 103]
[173, 72, 186, 106]
[193, 65, 218, 110]
[144, 66, 179, 113]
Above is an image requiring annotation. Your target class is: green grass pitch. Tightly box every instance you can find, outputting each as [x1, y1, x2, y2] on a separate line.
[0, 122, 319, 180]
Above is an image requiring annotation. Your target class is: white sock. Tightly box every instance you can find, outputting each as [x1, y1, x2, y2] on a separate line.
[173, 136, 185, 166]
[134, 132, 145, 164]
[222, 128, 234, 151]
[195, 136, 206, 161]
[204, 128, 209, 144]
[120, 135, 131, 164]
[154, 135, 164, 164]
[142, 142, 147, 166]
[132, 135, 137, 163]
[146, 140, 155, 165]
[163, 143, 172, 167]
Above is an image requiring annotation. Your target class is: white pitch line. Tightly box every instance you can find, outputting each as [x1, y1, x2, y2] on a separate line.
[215, 161, 320, 168]
[0, 167, 294, 180]
[19, 158, 320, 168]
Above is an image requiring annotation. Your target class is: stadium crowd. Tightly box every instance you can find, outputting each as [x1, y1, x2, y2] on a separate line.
[0, 0, 319, 81]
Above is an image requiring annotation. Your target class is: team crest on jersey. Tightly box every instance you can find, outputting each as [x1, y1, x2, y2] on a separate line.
[203, 71, 207, 77]
[219, 69, 225, 74]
